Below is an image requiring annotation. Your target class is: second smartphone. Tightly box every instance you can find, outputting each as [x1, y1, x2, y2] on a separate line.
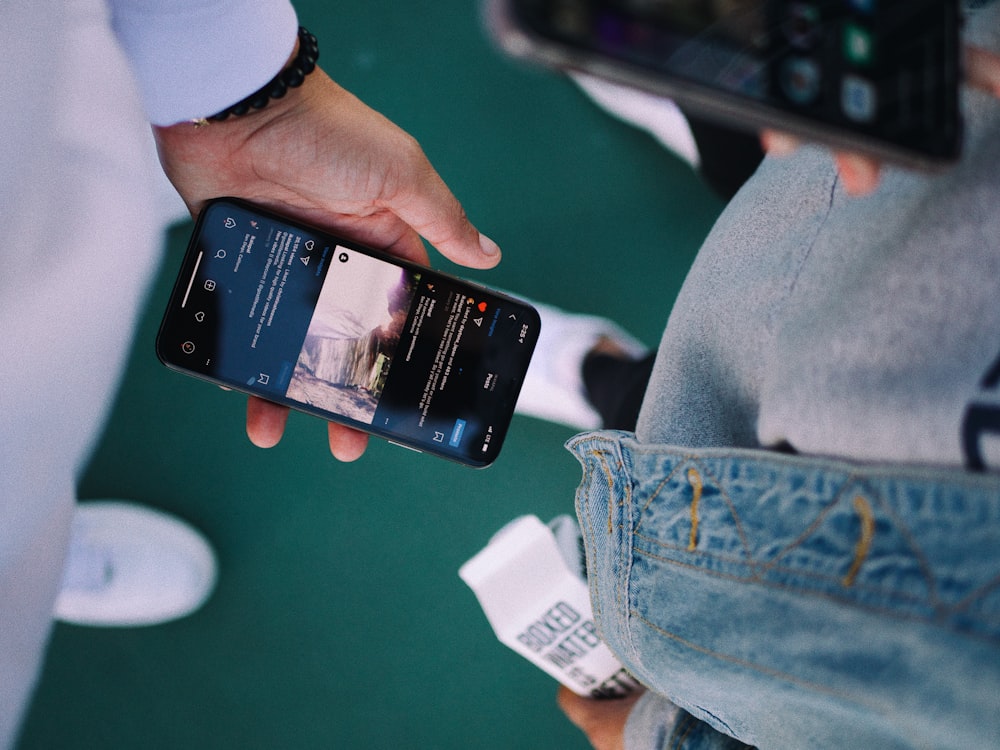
[157, 199, 540, 467]
[484, 0, 963, 170]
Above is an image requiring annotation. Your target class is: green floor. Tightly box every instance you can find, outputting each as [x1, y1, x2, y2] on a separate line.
[17, 3, 723, 748]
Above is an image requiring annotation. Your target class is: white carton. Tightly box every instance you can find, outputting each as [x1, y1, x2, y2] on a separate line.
[460, 515, 640, 698]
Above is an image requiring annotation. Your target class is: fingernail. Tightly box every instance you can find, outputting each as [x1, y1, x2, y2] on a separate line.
[479, 234, 501, 258]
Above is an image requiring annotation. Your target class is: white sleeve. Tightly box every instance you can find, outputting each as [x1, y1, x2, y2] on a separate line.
[108, 0, 299, 125]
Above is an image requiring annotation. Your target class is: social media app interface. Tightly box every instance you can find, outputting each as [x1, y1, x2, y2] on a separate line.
[159, 201, 538, 463]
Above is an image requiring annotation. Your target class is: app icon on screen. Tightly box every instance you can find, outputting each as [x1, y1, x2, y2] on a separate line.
[841, 75, 877, 122]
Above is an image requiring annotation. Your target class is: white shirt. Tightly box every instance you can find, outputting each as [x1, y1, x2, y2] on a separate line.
[110, 0, 298, 125]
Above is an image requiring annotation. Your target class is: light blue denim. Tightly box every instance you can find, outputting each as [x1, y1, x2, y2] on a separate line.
[562, 5, 1000, 747]
[570, 431, 1000, 750]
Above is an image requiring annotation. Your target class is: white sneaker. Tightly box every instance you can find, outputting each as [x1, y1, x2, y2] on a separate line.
[516, 300, 647, 430]
[55, 501, 217, 627]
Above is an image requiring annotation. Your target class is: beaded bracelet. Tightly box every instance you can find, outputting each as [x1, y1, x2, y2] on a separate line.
[194, 26, 319, 125]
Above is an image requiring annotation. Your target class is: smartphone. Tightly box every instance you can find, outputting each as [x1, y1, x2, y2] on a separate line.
[156, 198, 539, 467]
[484, 0, 963, 169]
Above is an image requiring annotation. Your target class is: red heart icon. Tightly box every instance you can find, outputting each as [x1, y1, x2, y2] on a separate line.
[478, 302, 488, 312]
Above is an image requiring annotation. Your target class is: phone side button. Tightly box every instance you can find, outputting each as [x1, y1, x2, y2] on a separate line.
[387, 440, 422, 454]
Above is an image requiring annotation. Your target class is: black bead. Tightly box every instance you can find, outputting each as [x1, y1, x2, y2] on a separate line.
[269, 80, 288, 99]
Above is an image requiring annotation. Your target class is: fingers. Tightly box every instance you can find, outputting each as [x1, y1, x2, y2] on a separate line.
[762, 130, 881, 196]
[247, 397, 370, 461]
[966, 46, 1000, 97]
[761, 44, 1000, 198]
[759, 129, 800, 157]
[557, 686, 593, 729]
[557, 686, 643, 750]
[832, 151, 881, 195]
[246, 397, 290, 448]
[327, 423, 370, 462]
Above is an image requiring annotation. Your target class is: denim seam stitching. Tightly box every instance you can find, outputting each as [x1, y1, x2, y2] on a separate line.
[633, 458, 689, 536]
[685, 457, 756, 565]
[631, 533, 934, 608]
[633, 466, 994, 619]
[572, 436, 637, 666]
[861, 479, 943, 611]
[586, 437, 646, 671]
[630, 607, 899, 715]
[590, 449, 621, 612]
[618, 446, 640, 678]
[954, 574, 1000, 616]
[751, 474, 857, 575]
[575, 441, 604, 624]
[627, 441, 1000, 493]
[630, 548, 1000, 643]
[595, 447, 631, 636]
[631, 609, 935, 749]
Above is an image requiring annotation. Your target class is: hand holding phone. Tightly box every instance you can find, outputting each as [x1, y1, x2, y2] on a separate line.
[158, 199, 539, 467]
[154, 67, 507, 460]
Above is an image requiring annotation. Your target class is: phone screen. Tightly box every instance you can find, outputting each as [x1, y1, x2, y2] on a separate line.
[506, 0, 961, 164]
[157, 199, 539, 467]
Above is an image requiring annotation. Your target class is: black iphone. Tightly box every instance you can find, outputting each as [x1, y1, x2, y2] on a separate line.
[484, 0, 962, 169]
[157, 198, 539, 467]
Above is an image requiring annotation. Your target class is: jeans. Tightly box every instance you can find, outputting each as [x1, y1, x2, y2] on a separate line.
[569, 431, 1000, 749]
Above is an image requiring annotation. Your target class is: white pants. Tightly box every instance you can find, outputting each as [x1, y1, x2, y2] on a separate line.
[0, 0, 166, 744]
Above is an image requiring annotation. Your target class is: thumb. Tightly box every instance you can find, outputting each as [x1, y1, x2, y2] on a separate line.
[385, 157, 502, 270]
